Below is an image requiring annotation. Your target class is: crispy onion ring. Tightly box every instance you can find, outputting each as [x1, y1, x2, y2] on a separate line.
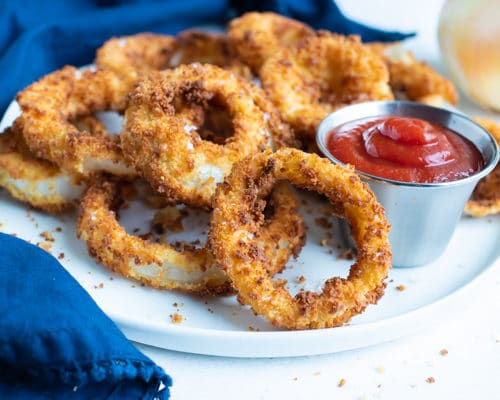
[16, 66, 135, 177]
[208, 148, 392, 329]
[95, 33, 177, 106]
[260, 32, 393, 140]
[465, 117, 500, 217]
[367, 43, 458, 105]
[0, 120, 84, 213]
[171, 30, 252, 79]
[228, 12, 315, 73]
[77, 178, 305, 295]
[122, 63, 282, 207]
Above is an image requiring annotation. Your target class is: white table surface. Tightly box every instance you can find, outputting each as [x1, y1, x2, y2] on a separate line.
[138, 1, 500, 398]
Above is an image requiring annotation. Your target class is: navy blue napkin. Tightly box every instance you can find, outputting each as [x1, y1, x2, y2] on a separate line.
[0, 0, 414, 114]
[0, 233, 172, 399]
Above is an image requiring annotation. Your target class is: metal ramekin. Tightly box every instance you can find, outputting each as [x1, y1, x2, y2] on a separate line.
[316, 101, 499, 267]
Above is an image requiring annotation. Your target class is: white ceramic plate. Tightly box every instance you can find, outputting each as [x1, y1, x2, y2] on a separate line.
[1, 98, 499, 358]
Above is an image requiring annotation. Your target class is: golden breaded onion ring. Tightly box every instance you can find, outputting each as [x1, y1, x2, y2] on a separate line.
[367, 42, 458, 106]
[227, 12, 315, 73]
[95, 33, 177, 107]
[0, 121, 85, 213]
[208, 148, 392, 329]
[260, 32, 393, 140]
[122, 63, 282, 208]
[16, 66, 135, 177]
[77, 178, 305, 295]
[171, 30, 252, 79]
[465, 118, 500, 217]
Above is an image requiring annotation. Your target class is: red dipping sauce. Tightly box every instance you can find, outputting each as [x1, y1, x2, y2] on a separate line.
[326, 116, 484, 183]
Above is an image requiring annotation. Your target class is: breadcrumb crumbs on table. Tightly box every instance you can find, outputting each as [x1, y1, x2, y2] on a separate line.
[375, 366, 385, 373]
[338, 378, 346, 387]
[439, 349, 448, 356]
[396, 284, 406, 291]
[426, 377, 435, 383]
[170, 313, 184, 324]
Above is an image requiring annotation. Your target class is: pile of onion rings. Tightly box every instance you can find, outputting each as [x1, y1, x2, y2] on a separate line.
[3, 11, 495, 331]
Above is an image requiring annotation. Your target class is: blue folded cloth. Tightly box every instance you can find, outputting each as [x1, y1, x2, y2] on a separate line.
[0, 0, 414, 114]
[0, 233, 172, 399]
[0, 1, 414, 398]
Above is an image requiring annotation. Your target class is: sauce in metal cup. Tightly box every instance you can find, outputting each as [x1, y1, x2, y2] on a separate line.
[316, 101, 499, 267]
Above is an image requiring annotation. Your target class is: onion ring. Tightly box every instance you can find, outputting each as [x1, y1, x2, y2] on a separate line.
[16, 66, 135, 177]
[208, 148, 392, 329]
[122, 63, 282, 208]
[171, 30, 252, 79]
[227, 12, 315, 73]
[464, 117, 500, 217]
[77, 178, 305, 295]
[367, 42, 458, 105]
[0, 119, 84, 213]
[260, 32, 393, 140]
[95, 33, 177, 107]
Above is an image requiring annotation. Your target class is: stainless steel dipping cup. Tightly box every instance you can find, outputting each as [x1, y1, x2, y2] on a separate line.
[316, 101, 499, 267]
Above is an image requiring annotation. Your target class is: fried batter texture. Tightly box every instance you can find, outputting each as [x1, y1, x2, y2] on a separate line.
[122, 63, 288, 208]
[367, 42, 458, 105]
[0, 121, 85, 212]
[95, 33, 177, 106]
[228, 12, 315, 73]
[16, 66, 135, 177]
[77, 178, 305, 295]
[171, 30, 252, 78]
[209, 148, 392, 329]
[260, 32, 393, 141]
[465, 118, 500, 217]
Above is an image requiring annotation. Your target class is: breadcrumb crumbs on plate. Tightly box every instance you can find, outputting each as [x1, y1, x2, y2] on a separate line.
[313, 371, 321, 376]
[320, 239, 328, 247]
[37, 241, 52, 252]
[40, 231, 55, 242]
[337, 248, 355, 260]
[248, 326, 260, 331]
[426, 377, 435, 383]
[338, 378, 346, 387]
[296, 275, 306, 284]
[396, 284, 406, 291]
[439, 349, 448, 356]
[315, 217, 333, 229]
[58, 252, 65, 260]
[170, 313, 184, 324]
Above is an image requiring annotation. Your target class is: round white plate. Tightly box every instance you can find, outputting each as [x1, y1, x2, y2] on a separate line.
[1, 97, 499, 358]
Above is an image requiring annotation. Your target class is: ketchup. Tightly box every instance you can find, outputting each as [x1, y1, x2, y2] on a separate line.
[326, 116, 484, 183]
